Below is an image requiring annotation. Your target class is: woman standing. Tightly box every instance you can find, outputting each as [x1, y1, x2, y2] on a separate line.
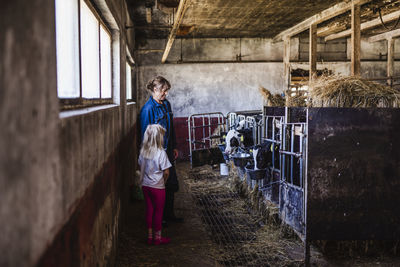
[139, 76, 183, 225]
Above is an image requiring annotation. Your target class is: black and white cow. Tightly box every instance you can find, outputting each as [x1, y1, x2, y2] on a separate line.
[237, 128, 254, 148]
[225, 120, 256, 154]
[224, 129, 241, 154]
[252, 142, 273, 170]
[236, 120, 246, 131]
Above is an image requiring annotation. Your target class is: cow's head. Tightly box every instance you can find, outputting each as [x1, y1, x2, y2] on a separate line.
[253, 142, 272, 170]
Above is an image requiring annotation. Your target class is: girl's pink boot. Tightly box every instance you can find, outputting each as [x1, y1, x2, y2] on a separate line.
[154, 236, 170, 245]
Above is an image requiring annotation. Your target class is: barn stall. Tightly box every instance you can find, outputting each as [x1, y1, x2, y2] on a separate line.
[198, 105, 400, 264]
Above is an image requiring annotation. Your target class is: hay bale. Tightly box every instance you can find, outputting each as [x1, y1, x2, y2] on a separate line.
[259, 86, 285, 107]
[308, 75, 400, 108]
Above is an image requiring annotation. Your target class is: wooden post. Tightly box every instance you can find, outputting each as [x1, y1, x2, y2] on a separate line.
[351, 2, 361, 76]
[283, 37, 291, 92]
[387, 37, 394, 86]
[309, 23, 317, 81]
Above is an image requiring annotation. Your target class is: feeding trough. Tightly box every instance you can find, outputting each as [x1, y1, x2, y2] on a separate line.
[231, 153, 251, 168]
[245, 164, 270, 189]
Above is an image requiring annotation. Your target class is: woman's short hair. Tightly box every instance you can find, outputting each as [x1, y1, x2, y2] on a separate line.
[140, 124, 166, 158]
[146, 76, 171, 92]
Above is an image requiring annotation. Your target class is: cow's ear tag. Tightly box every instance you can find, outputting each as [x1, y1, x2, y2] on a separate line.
[240, 136, 244, 142]
[270, 145, 274, 152]
[250, 149, 253, 153]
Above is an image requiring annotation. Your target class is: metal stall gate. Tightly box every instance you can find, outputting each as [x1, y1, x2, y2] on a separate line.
[261, 110, 284, 203]
[227, 112, 245, 130]
[279, 107, 308, 237]
[188, 112, 226, 167]
[227, 110, 262, 130]
[245, 115, 263, 146]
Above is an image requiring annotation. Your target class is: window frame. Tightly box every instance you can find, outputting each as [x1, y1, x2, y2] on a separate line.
[126, 58, 135, 103]
[58, 0, 114, 110]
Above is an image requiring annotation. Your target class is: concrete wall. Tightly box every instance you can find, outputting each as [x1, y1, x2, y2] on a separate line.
[138, 62, 284, 117]
[298, 36, 347, 61]
[0, 0, 137, 266]
[137, 38, 291, 116]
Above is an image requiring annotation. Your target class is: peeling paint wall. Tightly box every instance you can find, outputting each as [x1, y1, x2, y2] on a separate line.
[138, 62, 284, 117]
[0, 0, 137, 266]
[137, 38, 290, 117]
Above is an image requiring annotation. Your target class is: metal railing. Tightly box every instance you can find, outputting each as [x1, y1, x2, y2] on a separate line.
[187, 112, 226, 160]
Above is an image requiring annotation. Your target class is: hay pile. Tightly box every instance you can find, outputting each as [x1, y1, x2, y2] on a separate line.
[285, 92, 307, 107]
[259, 86, 285, 107]
[308, 75, 400, 108]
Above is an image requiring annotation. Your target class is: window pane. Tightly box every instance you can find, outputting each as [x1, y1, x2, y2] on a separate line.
[126, 62, 132, 100]
[80, 0, 100, 99]
[100, 26, 112, 98]
[55, 0, 80, 98]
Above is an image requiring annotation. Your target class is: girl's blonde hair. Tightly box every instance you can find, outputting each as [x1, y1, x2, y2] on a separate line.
[140, 124, 166, 158]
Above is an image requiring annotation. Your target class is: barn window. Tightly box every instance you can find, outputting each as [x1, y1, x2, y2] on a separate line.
[126, 47, 135, 102]
[55, 0, 113, 109]
[126, 61, 133, 101]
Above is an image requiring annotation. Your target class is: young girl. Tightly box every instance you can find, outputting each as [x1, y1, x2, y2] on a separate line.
[138, 124, 172, 245]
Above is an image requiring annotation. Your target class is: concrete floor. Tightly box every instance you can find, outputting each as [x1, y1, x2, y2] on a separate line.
[115, 162, 400, 267]
[115, 163, 217, 267]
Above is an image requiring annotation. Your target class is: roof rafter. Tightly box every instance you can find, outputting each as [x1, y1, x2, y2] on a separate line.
[325, 10, 400, 41]
[161, 0, 190, 63]
[273, 0, 371, 42]
[369, 28, 400, 42]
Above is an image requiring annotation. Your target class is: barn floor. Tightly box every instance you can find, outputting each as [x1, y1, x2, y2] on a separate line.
[115, 162, 400, 267]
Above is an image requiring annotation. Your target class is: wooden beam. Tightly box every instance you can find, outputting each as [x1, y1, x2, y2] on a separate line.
[309, 24, 317, 80]
[273, 0, 371, 42]
[161, 0, 190, 63]
[283, 38, 291, 91]
[317, 23, 346, 37]
[387, 37, 394, 81]
[137, 49, 164, 54]
[351, 2, 361, 76]
[325, 10, 400, 41]
[369, 28, 400, 42]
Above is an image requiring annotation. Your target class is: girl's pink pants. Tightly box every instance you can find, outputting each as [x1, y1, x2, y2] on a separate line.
[142, 186, 166, 232]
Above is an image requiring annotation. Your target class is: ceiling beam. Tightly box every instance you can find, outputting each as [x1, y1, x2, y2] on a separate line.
[317, 23, 346, 37]
[368, 28, 400, 42]
[161, 0, 190, 63]
[325, 10, 400, 41]
[137, 49, 165, 54]
[273, 0, 371, 42]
